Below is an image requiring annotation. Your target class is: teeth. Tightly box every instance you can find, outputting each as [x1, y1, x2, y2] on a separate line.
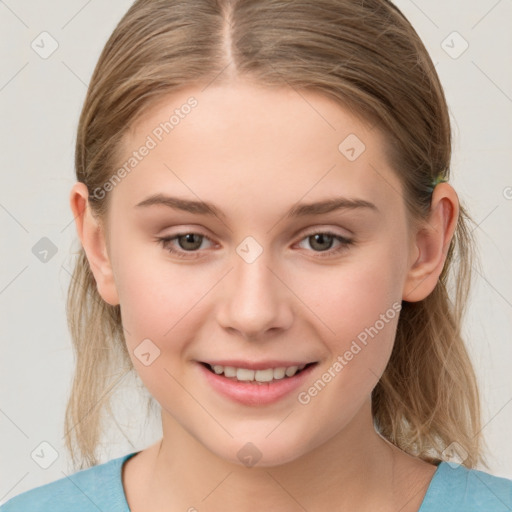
[272, 367, 286, 380]
[254, 369, 274, 382]
[224, 366, 237, 378]
[285, 365, 298, 377]
[208, 363, 310, 382]
[236, 368, 255, 381]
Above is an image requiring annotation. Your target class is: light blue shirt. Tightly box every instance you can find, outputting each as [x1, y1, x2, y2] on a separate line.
[1, 452, 512, 511]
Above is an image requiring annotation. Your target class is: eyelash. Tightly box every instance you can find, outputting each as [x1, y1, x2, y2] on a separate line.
[155, 230, 353, 260]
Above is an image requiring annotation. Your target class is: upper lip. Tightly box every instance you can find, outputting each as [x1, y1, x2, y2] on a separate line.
[200, 360, 317, 370]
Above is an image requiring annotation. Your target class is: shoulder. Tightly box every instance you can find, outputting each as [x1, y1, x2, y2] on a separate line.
[0, 452, 138, 512]
[421, 461, 512, 512]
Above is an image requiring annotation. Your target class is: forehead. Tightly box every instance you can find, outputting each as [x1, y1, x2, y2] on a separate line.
[110, 81, 403, 219]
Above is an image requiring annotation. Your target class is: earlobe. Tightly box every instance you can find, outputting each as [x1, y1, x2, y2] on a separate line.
[402, 183, 459, 302]
[69, 182, 120, 306]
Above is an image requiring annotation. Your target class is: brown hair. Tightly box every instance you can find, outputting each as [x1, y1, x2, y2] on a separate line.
[65, 0, 486, 470]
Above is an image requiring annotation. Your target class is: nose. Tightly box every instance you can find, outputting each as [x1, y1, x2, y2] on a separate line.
[216, 248, 293, 341]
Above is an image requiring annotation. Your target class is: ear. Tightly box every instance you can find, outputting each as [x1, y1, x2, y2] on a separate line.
[69, 182, 120, 306]
[402, 183, 459, 302]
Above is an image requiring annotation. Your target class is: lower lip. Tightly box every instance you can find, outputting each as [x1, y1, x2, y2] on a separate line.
[197, 363, 317, 406]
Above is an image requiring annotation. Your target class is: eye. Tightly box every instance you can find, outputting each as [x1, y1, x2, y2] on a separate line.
[156, 232, 214, 259]
[156, 230, 354, 260]
[296, 230, 353, 258]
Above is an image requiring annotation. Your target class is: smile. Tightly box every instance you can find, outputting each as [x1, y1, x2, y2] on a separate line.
[197, 361, 319, 406]
[202, 362, 315, 383]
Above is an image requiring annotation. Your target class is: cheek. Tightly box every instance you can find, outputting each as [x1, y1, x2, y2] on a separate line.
[112, 252, 211, 402]
[305, 248, 403, 332]
[298, 242, 406, 380]
[109, 228, 204, 349]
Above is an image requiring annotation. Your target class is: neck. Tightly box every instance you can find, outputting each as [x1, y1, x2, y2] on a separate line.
[145, 400, 403, 511]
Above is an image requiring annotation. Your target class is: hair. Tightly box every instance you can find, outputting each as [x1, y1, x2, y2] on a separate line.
[65, 0, 487, 471]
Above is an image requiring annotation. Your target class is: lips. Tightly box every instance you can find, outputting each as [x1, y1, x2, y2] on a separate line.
[196, 360, 319, 406]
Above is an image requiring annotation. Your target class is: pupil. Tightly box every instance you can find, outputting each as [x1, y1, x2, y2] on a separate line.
[180, 233, 201, 250]
[311, 233, 333, 251]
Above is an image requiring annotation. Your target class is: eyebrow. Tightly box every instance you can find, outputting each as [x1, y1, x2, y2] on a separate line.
[135, 194, 378, 218]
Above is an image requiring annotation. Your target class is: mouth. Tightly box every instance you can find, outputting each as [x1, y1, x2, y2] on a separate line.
[197, 360, 319, 405]
[199, 361, 318, 384]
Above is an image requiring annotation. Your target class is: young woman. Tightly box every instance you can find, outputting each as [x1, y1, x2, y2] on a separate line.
[2, 0, 511, 510]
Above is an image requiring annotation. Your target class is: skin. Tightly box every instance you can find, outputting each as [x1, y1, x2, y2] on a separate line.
[70, 79, 459, 511]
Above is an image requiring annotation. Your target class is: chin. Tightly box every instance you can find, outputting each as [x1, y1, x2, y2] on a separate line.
[220, 436, 311, 469]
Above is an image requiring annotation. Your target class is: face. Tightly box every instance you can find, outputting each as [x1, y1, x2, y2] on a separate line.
[95, 81, 417, 467]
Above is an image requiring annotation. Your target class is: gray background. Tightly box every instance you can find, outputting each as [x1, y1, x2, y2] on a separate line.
[1, 0, 511, 502]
